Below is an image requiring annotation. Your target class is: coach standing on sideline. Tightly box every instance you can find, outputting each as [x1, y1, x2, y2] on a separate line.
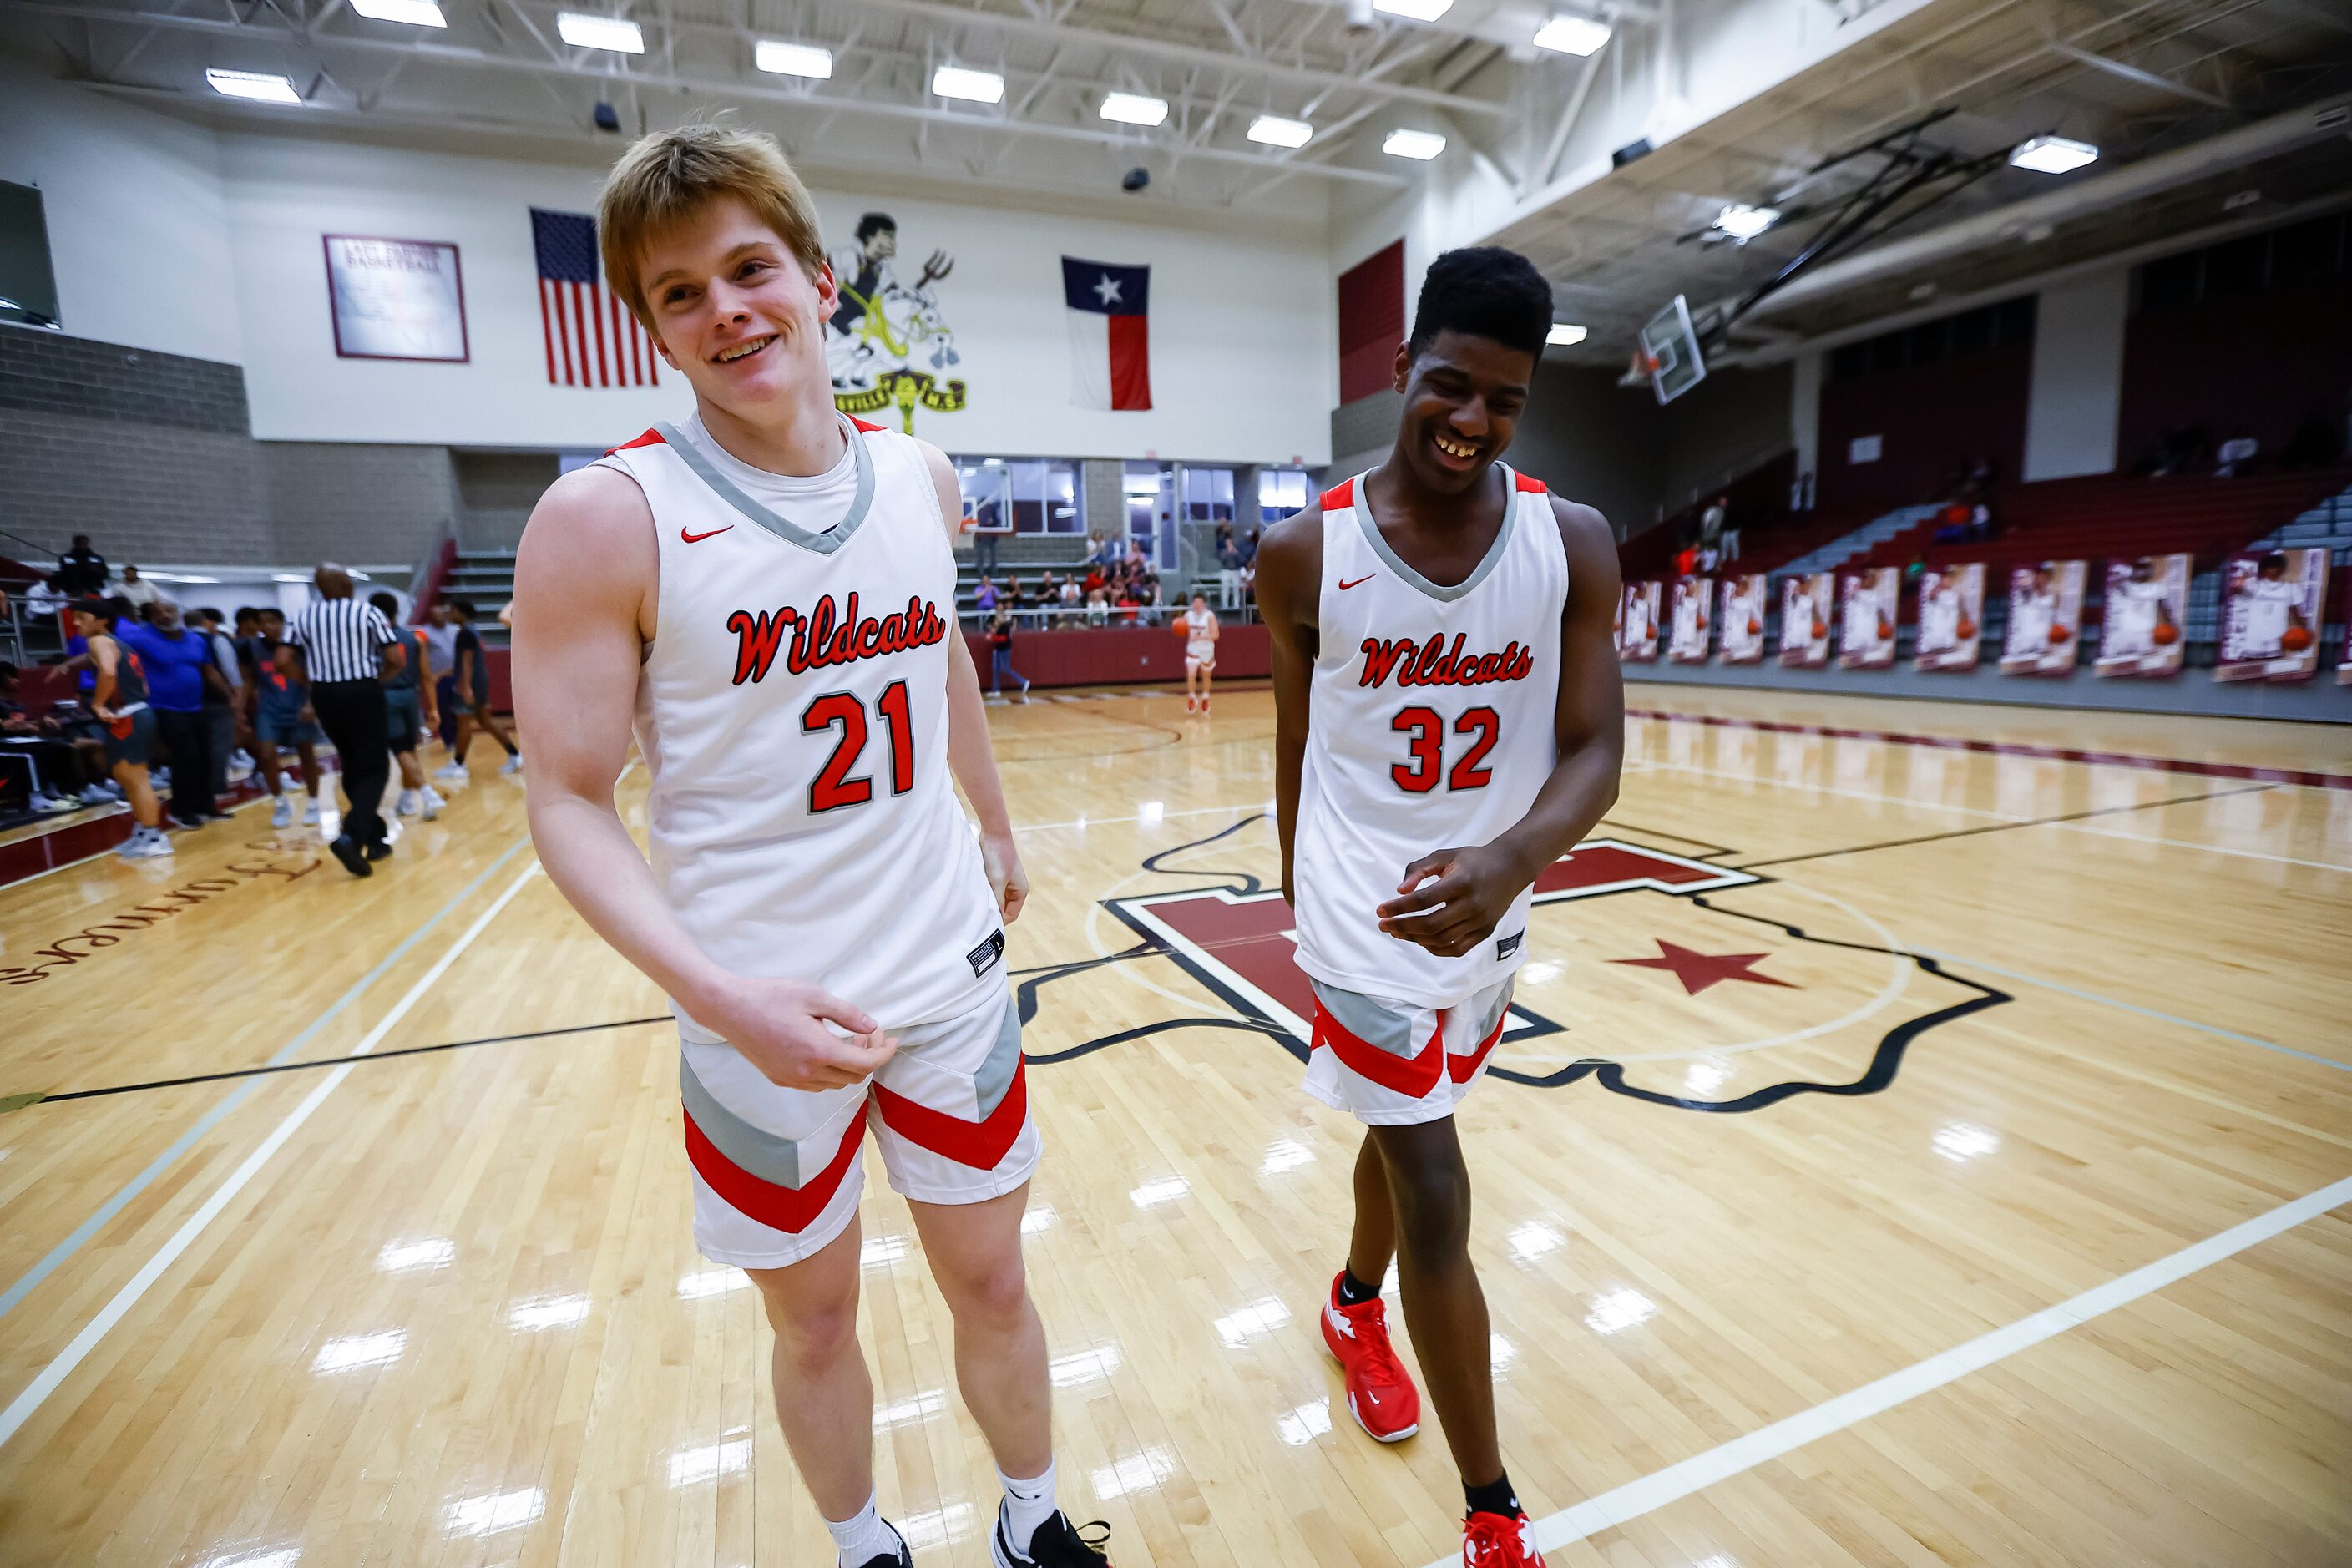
[286, 564, 404, 878]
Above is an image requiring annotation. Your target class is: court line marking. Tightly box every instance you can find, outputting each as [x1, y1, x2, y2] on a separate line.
[0, 832, 533, 1325]
[1641, 756, 2350, 873]
[1736, 783, 2274, 869]
[0, 860, 544, 1454]
[1908, 948, 2351, 1075]
[1420, 1171, 2352, 1566]
[1014, 799, 1272, 836]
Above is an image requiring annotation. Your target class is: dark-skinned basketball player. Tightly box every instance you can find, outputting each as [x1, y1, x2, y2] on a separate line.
[1256, 247, 1625, 1568]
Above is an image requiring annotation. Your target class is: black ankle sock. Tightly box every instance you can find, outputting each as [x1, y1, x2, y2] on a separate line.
[1336, 1267, 1378, 1306]
[1464, 1474, 1520, 1519]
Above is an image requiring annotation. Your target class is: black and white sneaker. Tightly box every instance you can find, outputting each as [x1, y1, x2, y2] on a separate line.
[852, 1517, 914, 1568]
[990, 1502, 1114, 1567]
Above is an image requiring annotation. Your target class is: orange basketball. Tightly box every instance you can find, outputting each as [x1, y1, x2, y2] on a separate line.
[2048, 624, 2070, 644]
[1747, 618, 1762, 636]
[1811, 618, 1828, 640]
[1956, 618, 1977, 640]
[2152, 622, 2180, 646]
[1876, 615, 1893, 640]
[2283, 625, 2314, 653]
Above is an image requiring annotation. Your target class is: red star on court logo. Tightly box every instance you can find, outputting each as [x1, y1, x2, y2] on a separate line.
[1609, 940, 1797, 995]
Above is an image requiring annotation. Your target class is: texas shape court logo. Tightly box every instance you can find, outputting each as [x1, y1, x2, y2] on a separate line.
[1107, 840, 1762, 1047]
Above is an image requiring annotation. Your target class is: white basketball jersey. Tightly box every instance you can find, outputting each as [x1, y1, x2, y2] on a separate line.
[1295, 468, 1569, 1010]
[597, 414, 1004, 1039]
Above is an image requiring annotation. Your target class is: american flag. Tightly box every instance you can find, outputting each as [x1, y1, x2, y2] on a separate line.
[531, 208, 660, 388]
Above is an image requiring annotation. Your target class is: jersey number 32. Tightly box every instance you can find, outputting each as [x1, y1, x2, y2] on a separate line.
[1392, 706, 1497, 793]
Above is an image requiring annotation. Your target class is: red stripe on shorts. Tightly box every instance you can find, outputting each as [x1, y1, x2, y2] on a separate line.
[1313, 1001, 1446, 1099]
[684, 1102, 866, 1234]
[872, 1058, 1030, 1170]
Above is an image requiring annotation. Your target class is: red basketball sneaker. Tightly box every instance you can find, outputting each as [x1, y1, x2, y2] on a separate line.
[1462, 1507, 1546, 1567]
[1319, 1272, 1419, 1442]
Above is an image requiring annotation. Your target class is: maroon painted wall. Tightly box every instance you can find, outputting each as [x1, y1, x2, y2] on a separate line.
[1338, 242, 1405, 406]
[2117, 279, 2352, 469]
[1817, 346, 2031, 517]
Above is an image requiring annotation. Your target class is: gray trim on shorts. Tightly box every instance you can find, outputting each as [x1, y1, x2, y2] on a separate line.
[1308, 977, 1423, 1056]
[679, 1050, 805, 1189]
[972, 994, 1022, 1119]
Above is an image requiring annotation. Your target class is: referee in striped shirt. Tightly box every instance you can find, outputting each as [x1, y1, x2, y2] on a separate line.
[285, 564, 407, 877]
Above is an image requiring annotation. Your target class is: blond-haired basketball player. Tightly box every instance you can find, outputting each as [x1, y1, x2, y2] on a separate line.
[1257, 247, 1625, 1567]
[513, 127, 1110, 1568]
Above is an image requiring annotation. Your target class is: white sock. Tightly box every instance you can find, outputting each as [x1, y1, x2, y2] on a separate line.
[823, 1495, 900, 1566]
[999, 1459, 1058, 1549]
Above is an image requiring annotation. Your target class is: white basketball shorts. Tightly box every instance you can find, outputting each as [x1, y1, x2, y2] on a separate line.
[1302, 975, 1515, 1127]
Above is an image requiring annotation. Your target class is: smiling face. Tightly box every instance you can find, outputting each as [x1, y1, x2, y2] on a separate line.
[1391, 328, 1535, 494]
[637, 195, 838, 421]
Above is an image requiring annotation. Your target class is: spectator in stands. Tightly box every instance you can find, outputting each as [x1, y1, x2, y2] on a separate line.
[1242, 525, 1261, 564]
[2214, 428, 2258, 478]
[115, 564, 164, 611]
[1239, 559, 1257, 607]
[973, 576, 999, 621]
[1673, 539, 1700, 579]
[23, 574, 68, 624]
[985, 609, 1029, 701]
[1058, 575, 1080, 615]
[116, 597, 229, 828]
[1218, 535, 1245, 609]
[1, 660, 101, 813]
[1699, 495, 1727, 559]
[58, 535, 107, 597]
[1085, 529, 1118, 570]
[192, 607, 245, 798]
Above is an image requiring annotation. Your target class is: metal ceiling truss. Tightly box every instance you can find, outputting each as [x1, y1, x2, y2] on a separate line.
[3, 0, 1627, 205]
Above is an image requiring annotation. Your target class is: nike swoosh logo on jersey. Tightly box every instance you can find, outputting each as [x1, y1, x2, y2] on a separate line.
[1338, 574, 1378, 591]
[681, 525, 735, 544]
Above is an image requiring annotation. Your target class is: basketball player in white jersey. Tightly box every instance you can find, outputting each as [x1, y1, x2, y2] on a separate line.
[1257, 248, 1624, 1568]
[2240, 551, 2308, 659]
[2103, 558, 2172, 663]
[1180, 592, 1219, 713]
[512, 128, 1109, 1568]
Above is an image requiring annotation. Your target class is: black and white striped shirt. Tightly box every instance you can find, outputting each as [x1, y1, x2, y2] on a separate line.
[287, 597, 399, 683]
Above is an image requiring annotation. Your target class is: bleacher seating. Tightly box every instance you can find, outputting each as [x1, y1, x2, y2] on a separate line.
[1841, 467, 2352, 577]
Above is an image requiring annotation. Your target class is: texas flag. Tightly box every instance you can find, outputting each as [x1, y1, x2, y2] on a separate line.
[1062, 257, 1151, 411]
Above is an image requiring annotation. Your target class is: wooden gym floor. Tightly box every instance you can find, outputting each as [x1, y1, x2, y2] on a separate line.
[1, 681, 2347, 1567]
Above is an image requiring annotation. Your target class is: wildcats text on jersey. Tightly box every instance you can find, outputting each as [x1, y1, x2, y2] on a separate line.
[727, 592, 948, 686]
[1358, 632, 1536, 689]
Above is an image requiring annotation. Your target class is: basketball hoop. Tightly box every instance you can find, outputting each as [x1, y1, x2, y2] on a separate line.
[1630, 347, 1661, 379]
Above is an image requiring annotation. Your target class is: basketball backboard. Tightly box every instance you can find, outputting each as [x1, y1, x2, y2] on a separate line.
[1639, 294, 1707, 405]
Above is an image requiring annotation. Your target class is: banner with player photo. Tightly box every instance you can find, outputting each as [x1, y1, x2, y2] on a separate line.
[1667, 577, 1712, 662]
[1619, 580, 1662, 662]
[2095, 554, 2189, 678]
[1912, 563, 1984, 672]
[1778, 573, 1834, 667]
[2000, 559, 2086, 675]
[1719, 574, 1768, 664]
[2215, 548, 2328, 683]
[1838, 567, 1899, 669]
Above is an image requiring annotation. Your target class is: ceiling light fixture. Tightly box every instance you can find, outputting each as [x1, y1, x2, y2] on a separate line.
[2010, 134, 2098, 174]
[1531, 13, 1610, 54]
[1546, 322, 1587, 346]
[1099, 92, 1170, 128]
[755, 40, 832, 78]
[1383, 128, 1447, 160]
[1373, 0, 1454, 20]
[932, 64, 1005, 104]
[1712, 202, 1780, 241]
[349, 0, 446, 24]
[1247, 114, 1313, 149]
[555, 13, 644, 53]
[205, 68, 301, 104]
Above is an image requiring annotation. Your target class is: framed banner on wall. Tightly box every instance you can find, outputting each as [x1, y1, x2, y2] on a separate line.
[2095, 554, 2190, 678]
[1667, 577, 1712, 662]
[1913, 563, 1984, 672]
[323, 235, 468, 362]
[1779, 573, 1834, 668]
[1838, 566, 1899, 670]
[2000, 560, 2086, 676]
[1618, 580, 1662, 662]
[2215, 547, 2328, 684]
[1718, 574, 1768, 665]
